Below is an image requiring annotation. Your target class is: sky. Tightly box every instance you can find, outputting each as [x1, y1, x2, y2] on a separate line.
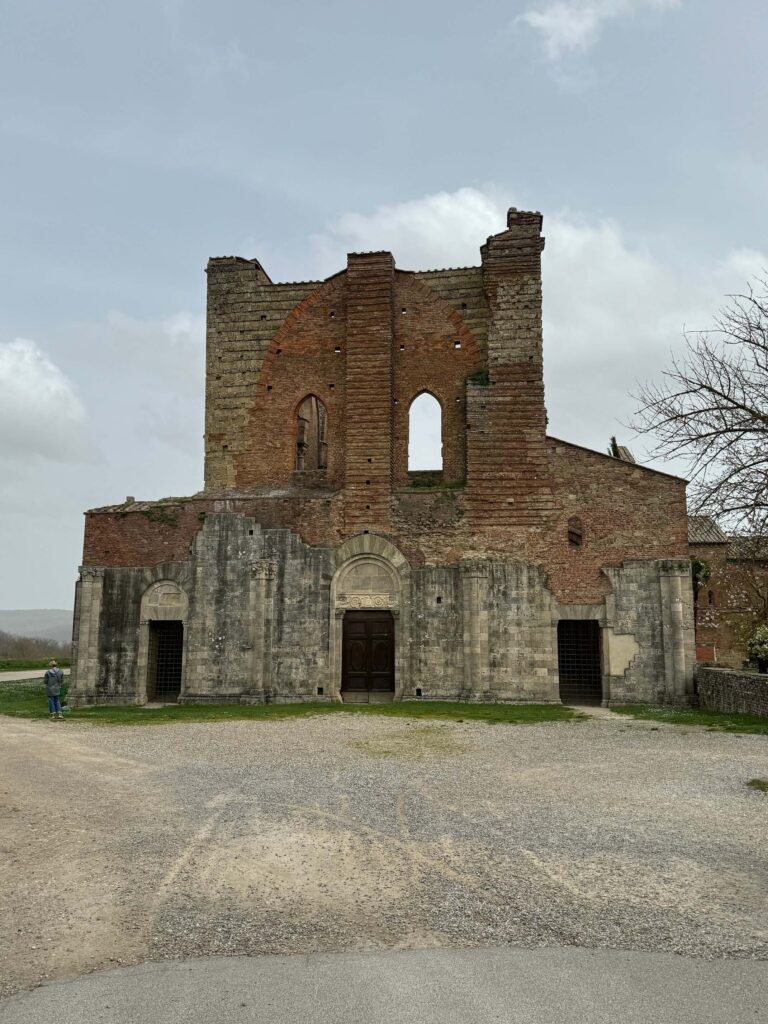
[1, 0, 766, 609]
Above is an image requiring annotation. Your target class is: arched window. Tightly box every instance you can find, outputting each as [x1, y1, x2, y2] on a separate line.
[295, 395, 328, 470]
[408, 392, 442, 471]
[568, 516, 584, 547]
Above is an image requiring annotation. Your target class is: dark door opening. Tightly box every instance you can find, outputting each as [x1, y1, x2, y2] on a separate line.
[341, 611, 395, 703]
[148, 620, 184, 702]
[557, 620, 602, 705]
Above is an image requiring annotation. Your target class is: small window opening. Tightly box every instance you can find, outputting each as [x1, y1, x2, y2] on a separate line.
[400, 344, 405, 351]
[401, 307, 407, 314]
[454, 340, 461, 350]
[365, 504, 370, 510]
[409, 392, 442, 471]
[415, 687, 423, 697]
[317, 686, 324, 695]
[330, 310, 336, 318]
[367, 458, 372, 463]
[260, 314, 267, 321]
[708, 590, 714, 606]
[222, 444, 228, 450]
[334, 346, 341, 354]
[366, 480, 370, 485]
[295, 395, 328, 471]
[248, 529, 253, 536]
[363, 530, 369, 534]
[567, 516, 584, 547]
[329, 383, 335, 390]
[276, 348, 282, 356]
[436, 596, 442, 604]
[461, 302, 467, 310]
[267, 385, 272, 392]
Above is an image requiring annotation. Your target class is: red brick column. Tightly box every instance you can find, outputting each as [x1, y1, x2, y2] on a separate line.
[466, 209, 554, 527]
[343, 252, 395, 533]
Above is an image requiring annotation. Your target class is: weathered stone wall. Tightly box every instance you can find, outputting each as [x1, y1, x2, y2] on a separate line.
[696, 666, 768, 717]
[73, 207, 696, 706]
[70, 515, 695, 708]
[603, 559, 695, 705]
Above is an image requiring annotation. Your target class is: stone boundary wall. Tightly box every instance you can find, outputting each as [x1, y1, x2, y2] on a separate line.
[696, 666, 768, 717]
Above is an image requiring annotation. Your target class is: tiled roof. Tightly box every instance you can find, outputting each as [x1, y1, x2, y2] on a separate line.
[688, 516, 729, 544]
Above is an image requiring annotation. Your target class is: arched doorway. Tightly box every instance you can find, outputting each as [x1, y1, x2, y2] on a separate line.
[328, 535, 411, 702]
[137, 581, 188, 704]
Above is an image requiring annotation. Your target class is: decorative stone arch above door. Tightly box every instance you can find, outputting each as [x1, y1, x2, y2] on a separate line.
[329, 534, 411, 700]
[136, 579, 189, 704]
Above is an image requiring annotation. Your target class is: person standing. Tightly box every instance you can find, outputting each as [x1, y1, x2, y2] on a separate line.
[44, 660, 64, 720]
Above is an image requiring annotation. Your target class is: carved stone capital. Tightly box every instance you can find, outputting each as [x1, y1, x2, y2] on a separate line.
[250, 560, 277, 580]
[79, 566, 105, 580]
[459, 560, 491, 579]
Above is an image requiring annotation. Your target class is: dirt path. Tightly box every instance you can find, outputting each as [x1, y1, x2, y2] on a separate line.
[2, 713, 767, 997]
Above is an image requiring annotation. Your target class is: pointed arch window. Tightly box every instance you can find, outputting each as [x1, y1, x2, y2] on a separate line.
[408, 392, 442, 471]
[295, 395, 328, 470]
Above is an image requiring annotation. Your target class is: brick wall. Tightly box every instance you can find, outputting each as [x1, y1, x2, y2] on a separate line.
[696, 666, 768, 717]
[689, 541, 768, 668]
[82, 207, 690, 609]
[541, 439, 689, 604]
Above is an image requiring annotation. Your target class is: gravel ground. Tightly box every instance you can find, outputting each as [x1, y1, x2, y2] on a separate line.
[1, 711, 767, 997]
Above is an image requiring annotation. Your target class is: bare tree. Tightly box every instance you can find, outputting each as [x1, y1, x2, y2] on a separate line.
[634, 280, 768, 534]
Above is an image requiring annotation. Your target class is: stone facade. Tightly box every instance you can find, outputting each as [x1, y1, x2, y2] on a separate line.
[70, 207, 696, 707]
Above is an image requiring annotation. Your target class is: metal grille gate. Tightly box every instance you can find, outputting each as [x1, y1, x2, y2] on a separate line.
[557, 620, 602, 705]
[148, 621, 184, 702]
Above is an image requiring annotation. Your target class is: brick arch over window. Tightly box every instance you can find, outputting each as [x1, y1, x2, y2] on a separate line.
[294, 394, 328, 471]
[392, 275, 483, 486]
[241, 276, 346, 489]
[408, 390, 443, 472]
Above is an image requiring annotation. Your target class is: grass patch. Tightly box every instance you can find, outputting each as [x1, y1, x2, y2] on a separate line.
[0, 680, 584, 727]
[350, 724, 468, 758]
[0, 659, 70, 672]
[746, 778, 768, 793]
[613, 704, 768, 735]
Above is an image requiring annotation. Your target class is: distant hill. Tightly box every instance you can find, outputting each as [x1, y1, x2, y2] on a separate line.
[0, 609, 73, 644]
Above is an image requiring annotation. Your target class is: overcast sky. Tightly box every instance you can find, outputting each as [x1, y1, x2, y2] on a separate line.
[1, 0, 766, 609]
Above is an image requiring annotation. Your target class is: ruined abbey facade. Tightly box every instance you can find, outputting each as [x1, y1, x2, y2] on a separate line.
[69, 208, 695, 707]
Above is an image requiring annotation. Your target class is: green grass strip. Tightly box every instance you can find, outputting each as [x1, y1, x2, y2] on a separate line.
[0, 679, 584, 727]
[613, 704, 768, 735]
[0, 659, 70, 672]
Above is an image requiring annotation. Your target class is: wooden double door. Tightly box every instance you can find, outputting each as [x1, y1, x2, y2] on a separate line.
[341, 611, 395, 703]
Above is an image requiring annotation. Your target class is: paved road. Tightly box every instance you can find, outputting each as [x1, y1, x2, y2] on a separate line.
[1, 947, 765, 1024]
[0, 668, 69, 682]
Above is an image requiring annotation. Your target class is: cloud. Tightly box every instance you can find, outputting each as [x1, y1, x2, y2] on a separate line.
[0, 339, 91, 462]
[312, 187, 768, 471]
[312, 188, 506, 278]
[517, 0, 680, 61]
[68, 310, 205, 456]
